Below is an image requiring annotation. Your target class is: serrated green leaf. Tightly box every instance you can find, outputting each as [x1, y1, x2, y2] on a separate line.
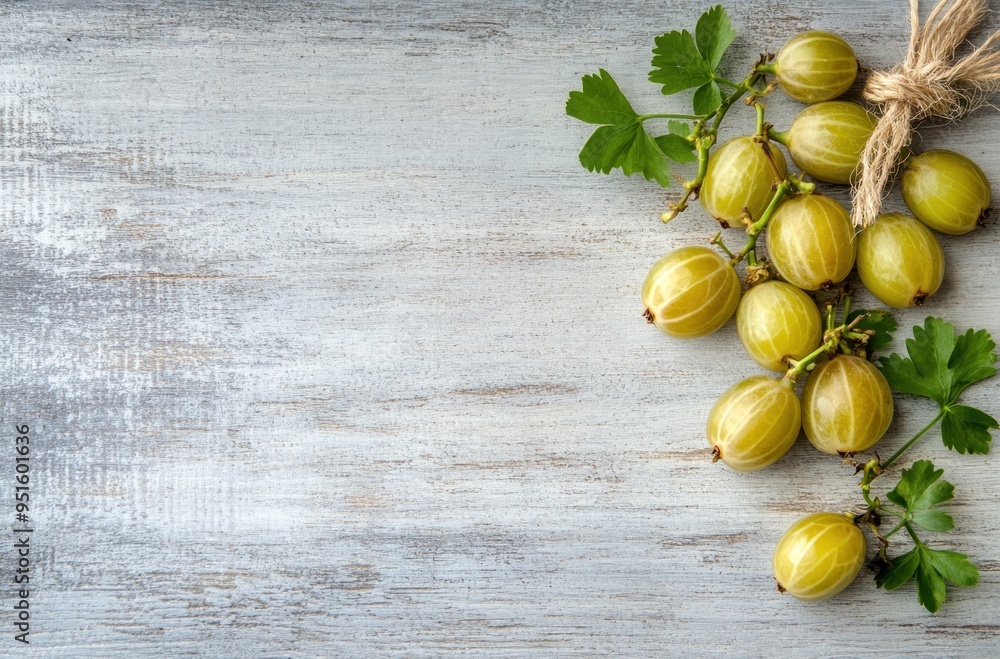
[912, 479, 955, 511]
[668, 120, 690, 137]
[578, 123, 671, 187]
[695, 5, 737, 69]
[887, 460, 946, 511]
[941, 404, 997, 454]
[654, 133, 696, 163]
[875, 546, 920, 590]
[949, 328, 998, 401]
[879, 319, 998, 454]
[916, 557, 947, 613]
[568, 69, 673, 187]
[909, 318, 956, 405]
[923, 548, 978, 588]
[886, 487, 907, 509]
[847, 309, 897, 355]
[566, 69, 638, 125]
[911, 510, 955, 532]
[692, 81, 722, 115]
[879, 352, 943, 401]
[886, 460, 956, 532]
[649, 29, 714, 95]
[876, 538, 979, 612]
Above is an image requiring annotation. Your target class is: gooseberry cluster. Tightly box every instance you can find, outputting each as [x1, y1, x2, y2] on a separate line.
[567, 6, 997, 612]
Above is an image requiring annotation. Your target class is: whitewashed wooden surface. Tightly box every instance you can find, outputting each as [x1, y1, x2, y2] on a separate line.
[2, 0, 1000, 655]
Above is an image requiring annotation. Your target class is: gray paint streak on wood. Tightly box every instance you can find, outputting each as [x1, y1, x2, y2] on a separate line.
[0, 0, 998, 655]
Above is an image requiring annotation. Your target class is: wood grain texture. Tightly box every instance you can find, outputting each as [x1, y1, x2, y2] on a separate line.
[1, 0, 1000, 655]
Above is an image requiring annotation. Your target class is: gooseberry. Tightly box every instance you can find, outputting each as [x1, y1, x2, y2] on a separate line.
[801, 354, 894, 455]
[773, 31, 858, 103]
[736, 281, 822, 372]
[707, 375, 801, 471]
[773, 512, 866, 601]
[779, 101, 877, 184]
[642, 246, 741, 338]
[901, 149, 991, 235]
[856, 212, 945, 308]
[766, 194, 857, 290]
[701, 136, 787, 225]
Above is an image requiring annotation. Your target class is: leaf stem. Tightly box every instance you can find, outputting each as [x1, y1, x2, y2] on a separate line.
[904, 522, 923, 546]
[714, 75, 743, 89]
[883, 518, 908, 539]
[638, 112, 706, 121]
[882, 409, 947, 470]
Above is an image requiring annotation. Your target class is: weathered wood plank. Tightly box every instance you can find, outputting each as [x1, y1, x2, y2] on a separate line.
[0, 0, 998, 655]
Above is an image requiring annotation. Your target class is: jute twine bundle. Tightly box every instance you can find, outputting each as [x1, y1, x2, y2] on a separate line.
[854, 0, 1000, 228]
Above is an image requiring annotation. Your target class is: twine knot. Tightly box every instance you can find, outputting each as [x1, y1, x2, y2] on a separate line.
[852, 0, 1000, 228]
[863, 68, 965, 118]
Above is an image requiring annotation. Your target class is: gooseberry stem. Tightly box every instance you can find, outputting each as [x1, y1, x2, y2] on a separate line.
[754, 102, 766, 137]
[784, 312, 869, 382]
[784, 334, 835, 382]
[664, 69, 767, 223]
[663, 128, 714, 223]
[857, 457, 883, 508]
[710, 72, 764, 132]
[755, 61, 777, 75]
[710, 231, 735, 258]
[881, 410, 947, 470]
[767, 128, 789, 146]
[730, 180, 790, 265]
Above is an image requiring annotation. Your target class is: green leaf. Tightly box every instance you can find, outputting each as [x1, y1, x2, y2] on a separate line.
[668, 120, 690, 137]
[949, 328, 998, 399]
[876, 461, 976, 611]
[911, 510, 955, 533]
[692, 81, 722, 116]
[882, 318, 998, 406]
[912, 479, 955, 511]
[567, 69, 673, 187]
[911, 318, 955, 405]
[875, 546, 920, 590]
[885, 460, 956, 532]
[916, 557, 947, 613]
[847, 309, 896, 355]
[923, 548, 978, 588]
[876, 542, 978, 613]
[649, 29, 714, 94]
[879, 318, 999, 452]
[578, 123, 672, 187]
[886, 460, 951, 512]
[695, 5, 737, 69]
[654, 134, 696, 163]
[879, 351, 943, 401]
[566, 69, 638, 125]
[941, 404, 997, 454]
